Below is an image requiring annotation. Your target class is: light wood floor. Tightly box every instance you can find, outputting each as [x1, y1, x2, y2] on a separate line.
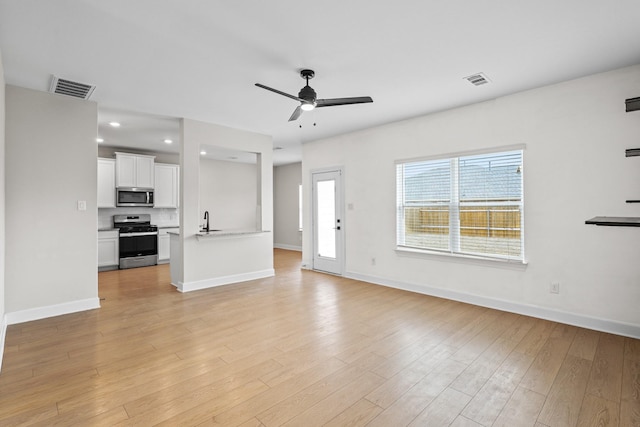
[1, 249, 639, 426]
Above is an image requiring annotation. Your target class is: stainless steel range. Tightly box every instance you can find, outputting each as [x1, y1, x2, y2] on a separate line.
[113, 214, 158, 269]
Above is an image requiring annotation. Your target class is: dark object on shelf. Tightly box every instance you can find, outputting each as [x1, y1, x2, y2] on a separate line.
[585, 216, 640, 227]
[626, 148, 640, 157]
[626, 97, 640, 112]
[627, 200, 640, 203]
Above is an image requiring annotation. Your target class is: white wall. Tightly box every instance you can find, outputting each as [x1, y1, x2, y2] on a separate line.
[0, 50, 6, 368]
[5, 86, 99, 321]
[274, 162, 302, 251]
[302, 64, 640, 337]
[199, 158, 258, 230]
[175, 118, 274, 289]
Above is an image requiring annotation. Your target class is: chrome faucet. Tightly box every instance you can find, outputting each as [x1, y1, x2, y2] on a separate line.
[203, 211, 210, 232]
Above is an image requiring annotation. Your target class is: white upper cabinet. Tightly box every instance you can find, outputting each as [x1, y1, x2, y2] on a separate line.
[136, 155, 155, 188]
[154, 163, 179, 208]
[115, 152, 155, 188]
[97, 158, 116, 208]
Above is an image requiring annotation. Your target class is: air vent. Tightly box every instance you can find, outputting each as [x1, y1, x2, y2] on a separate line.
[464, 73, 491, 86]
[49, 75, 96, 100]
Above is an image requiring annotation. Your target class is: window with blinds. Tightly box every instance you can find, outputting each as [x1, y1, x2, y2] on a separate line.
[396, 149, 524, 261]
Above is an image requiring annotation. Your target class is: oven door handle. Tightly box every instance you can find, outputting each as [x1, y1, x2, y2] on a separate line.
[120, 232, 158, 237]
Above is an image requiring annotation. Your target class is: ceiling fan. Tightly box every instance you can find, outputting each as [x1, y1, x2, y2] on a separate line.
[255, 69, 373, 122]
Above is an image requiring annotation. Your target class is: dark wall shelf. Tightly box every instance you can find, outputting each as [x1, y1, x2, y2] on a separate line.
[587, 140, 639, 226]
[585, 216, 640, 227]
[587, 147, 640, 226]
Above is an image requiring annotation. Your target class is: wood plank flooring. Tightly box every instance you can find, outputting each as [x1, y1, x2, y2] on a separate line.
[1, 249, 638, 426]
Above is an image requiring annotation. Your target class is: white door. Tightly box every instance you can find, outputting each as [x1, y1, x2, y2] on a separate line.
[312, 170, 343, 275]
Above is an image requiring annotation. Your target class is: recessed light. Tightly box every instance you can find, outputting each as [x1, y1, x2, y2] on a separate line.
[96, 138, 104, 143]
[200, 150, 207, 155]
[108, 121, 121, 127]
[164, 139, 173, 144]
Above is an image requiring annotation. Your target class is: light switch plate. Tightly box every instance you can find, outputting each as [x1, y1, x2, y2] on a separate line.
[77, 200, 87, 211]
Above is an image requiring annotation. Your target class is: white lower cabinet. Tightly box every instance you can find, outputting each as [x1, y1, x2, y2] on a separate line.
[98, 230, 119, 270]
[158, 228, 179, 263]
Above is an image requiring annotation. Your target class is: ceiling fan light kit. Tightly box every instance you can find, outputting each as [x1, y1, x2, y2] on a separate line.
[256, 69, 373, 121]
[301, 102, 315, 111]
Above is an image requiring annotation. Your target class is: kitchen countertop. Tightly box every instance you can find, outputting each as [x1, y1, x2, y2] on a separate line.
[195, 229, 270, 238]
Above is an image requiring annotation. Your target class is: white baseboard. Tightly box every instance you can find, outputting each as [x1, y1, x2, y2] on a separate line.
[174, 269, 275, 293]
[345, 271, 640, 339]
[274, 243, 302, 252]
[0, 314, 7, 372]
[5, 298, 101, 326]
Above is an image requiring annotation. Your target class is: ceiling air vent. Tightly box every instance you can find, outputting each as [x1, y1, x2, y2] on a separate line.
[464, 72, 491, 87]
[49, 75, 96, 100]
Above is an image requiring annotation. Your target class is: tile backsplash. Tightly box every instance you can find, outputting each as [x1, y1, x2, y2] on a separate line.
[98, 207, 179, 229]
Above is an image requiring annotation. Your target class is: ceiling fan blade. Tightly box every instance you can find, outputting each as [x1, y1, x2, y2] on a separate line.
[316, 96, 373, 108]
[288, 105, 303, 122]
[255, 83, 303, 102]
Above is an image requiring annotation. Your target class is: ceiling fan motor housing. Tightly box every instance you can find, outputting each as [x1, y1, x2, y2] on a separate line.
[298, 85, 317, 103]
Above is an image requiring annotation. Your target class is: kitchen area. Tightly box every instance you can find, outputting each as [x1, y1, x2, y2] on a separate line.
[97, 151, 180, 271]
[96, 108, 275, 294]
[96, 108, 183, 272]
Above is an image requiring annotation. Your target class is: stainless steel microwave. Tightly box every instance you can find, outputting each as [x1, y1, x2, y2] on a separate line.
[116, 188, 154, 207]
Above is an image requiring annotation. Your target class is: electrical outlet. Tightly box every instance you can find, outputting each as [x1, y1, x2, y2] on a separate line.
[550, 282, 560, 294]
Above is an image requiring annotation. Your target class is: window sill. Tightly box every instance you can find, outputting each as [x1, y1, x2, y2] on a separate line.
[395, 246, 528, 270]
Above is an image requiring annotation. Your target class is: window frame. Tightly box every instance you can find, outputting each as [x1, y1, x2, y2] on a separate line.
[395, 145, 526, 264]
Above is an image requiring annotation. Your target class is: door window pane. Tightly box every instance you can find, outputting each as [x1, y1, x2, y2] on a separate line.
[317, 180, 336, 258]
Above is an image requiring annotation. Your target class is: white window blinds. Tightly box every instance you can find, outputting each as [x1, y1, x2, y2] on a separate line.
[396, 149, 524, 261]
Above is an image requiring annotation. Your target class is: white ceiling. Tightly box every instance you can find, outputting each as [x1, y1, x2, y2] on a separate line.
[1, 1, 640, 165]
